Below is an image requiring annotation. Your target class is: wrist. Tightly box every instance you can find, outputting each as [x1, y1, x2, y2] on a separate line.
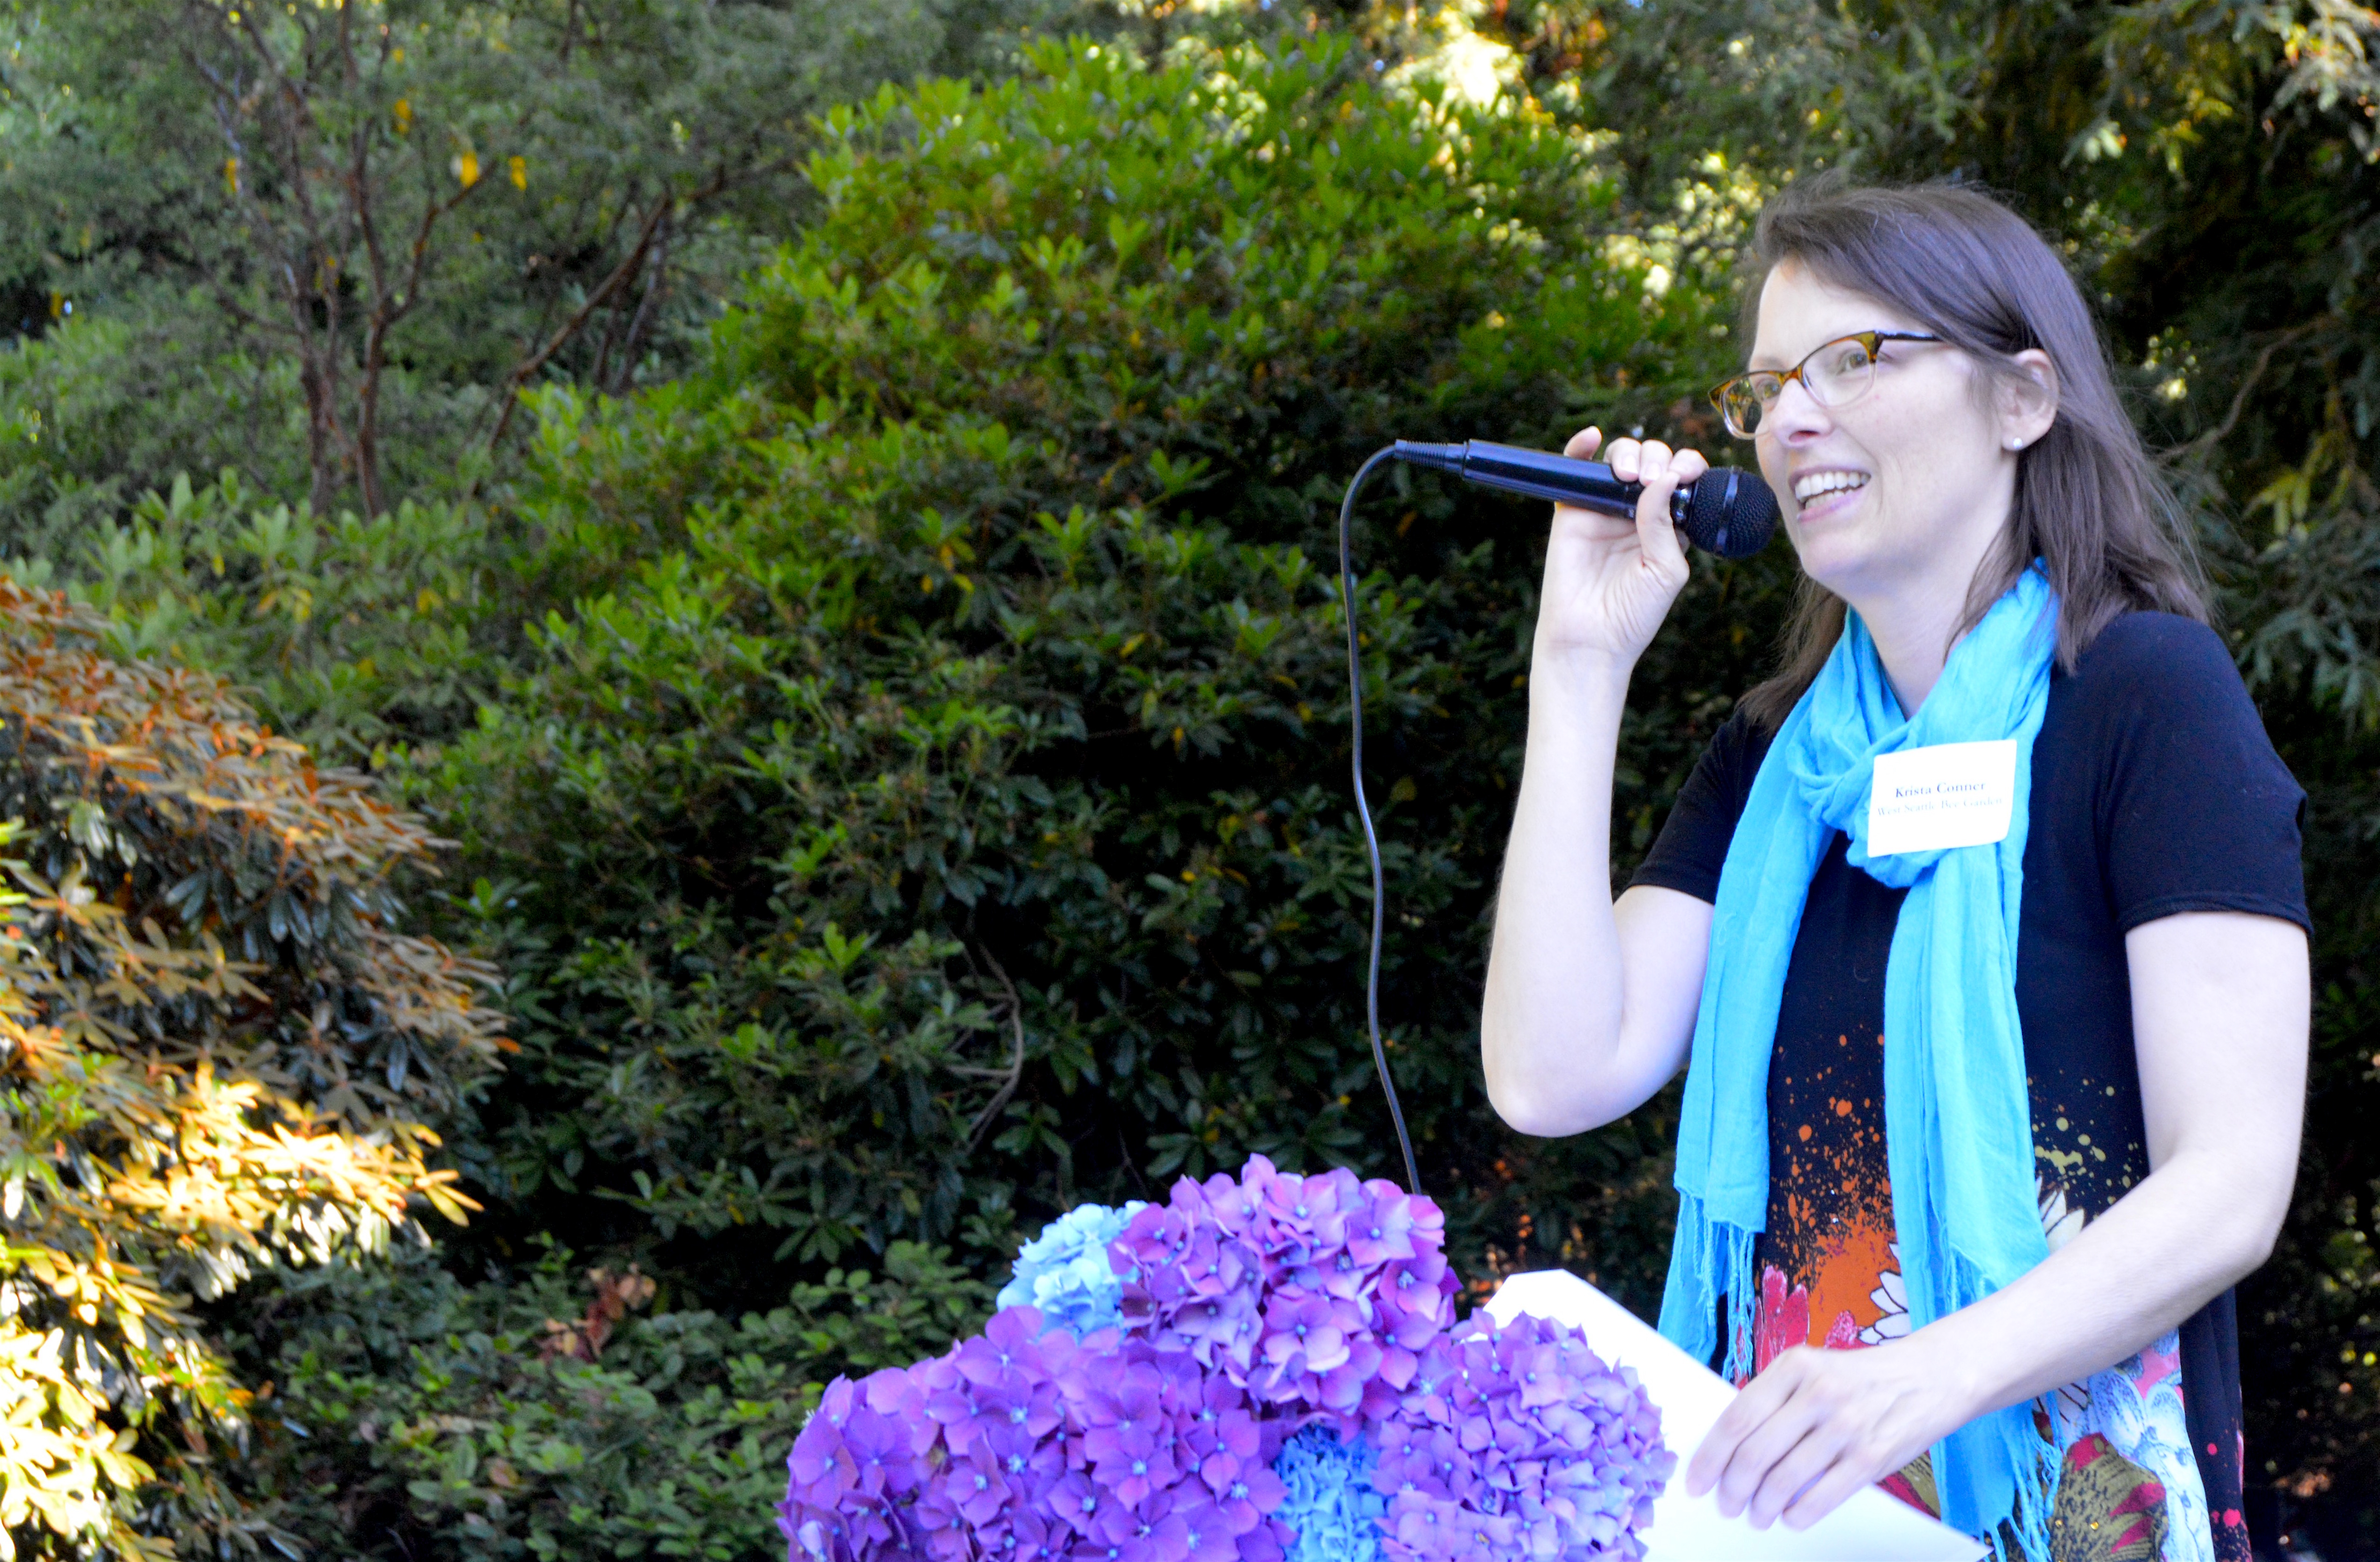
[1901, 1310, 2008, 1430]
[1526, 643, 1636, 706]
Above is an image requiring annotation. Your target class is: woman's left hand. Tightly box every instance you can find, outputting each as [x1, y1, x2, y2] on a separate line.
[1684, 1338, 1975, 1529]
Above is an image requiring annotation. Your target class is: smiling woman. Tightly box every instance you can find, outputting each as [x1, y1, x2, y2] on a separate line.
[1477, 177, 2309, 1562]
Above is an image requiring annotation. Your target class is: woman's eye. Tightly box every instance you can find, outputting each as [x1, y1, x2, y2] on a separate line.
[1825, 342, 1874, 374]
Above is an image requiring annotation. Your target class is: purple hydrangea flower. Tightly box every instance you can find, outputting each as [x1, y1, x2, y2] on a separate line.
[780, 1158, 1667, 1562]
[1370, 1314, 1671, 1562]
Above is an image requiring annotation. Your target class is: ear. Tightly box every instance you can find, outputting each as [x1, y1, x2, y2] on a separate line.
[1999, 348, 2059, 452]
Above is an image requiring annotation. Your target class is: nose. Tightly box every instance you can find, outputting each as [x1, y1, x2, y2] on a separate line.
[1770, 366, 1818, 433]
[1762, 375, 1833, 443]
[1756, 377, 1830, 505]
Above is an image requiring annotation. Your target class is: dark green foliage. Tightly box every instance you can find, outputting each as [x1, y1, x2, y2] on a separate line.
[234, 1241, 990, 1559]
[14, 471, 504, 768]
[411, 37, 1757, 1317]
[0, 0, 1075, 529]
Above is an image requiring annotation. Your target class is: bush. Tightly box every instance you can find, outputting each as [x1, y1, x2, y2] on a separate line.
[28, 470, 506, 770]
[406, 33, 1774, 1318]
[0, 583, 504, 1555]
[238, 1240, 991, 1560]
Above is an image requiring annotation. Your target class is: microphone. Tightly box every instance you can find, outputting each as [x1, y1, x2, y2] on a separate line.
[1391, 439, 1779, 559]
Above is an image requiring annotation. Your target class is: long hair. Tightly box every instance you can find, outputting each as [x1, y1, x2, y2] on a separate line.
[1737, 175, 2209, 729]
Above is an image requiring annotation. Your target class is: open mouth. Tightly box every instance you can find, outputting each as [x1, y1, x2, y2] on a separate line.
[1792, 470, 1870, 514]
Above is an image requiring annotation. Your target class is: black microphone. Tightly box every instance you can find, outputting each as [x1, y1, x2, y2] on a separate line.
[1391, 439, 1780, 559]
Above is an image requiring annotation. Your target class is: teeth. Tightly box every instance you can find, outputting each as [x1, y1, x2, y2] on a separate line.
[1793, 471, 1869, 505]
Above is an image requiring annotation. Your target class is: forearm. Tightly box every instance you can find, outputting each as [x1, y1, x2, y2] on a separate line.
[1687, 914, 2307, 1529]
[1920, 1145, 2290, 1420]
[1927, 912, 2309, 1420]
[1479, 649, 1633, 1134]
[1686, 1147, 2292, 1530]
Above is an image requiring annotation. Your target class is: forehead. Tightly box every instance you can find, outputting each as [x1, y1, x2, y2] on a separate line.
[1747, 261, 1929, 369]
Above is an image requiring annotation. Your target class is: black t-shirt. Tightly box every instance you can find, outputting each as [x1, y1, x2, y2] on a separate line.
[1629, 613, 2306, 1559]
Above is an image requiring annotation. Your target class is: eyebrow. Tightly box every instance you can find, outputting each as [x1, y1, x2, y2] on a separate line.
[1743, 340, 1813, 372]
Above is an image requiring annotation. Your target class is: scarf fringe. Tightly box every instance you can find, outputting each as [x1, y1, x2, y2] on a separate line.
[1975, 1407, 2061, 1562]
[1655, 1197, 1758, 1383]
[1941, 1251, 2062, 1561]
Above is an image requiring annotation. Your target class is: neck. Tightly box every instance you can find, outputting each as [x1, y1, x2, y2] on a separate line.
[1852, 577, 1973, 717]
[1841, 526, 2012, 717]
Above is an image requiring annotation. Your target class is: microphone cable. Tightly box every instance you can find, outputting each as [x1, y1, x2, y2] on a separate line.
[1331, 438, 1771, 1196]
[1338, 445, 1422, 1196]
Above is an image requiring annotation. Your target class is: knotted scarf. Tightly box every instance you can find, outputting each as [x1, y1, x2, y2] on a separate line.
[1656, 566, 2061, 1555]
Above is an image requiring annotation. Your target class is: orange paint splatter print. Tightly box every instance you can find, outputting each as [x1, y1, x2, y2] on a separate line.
[1748, 1018, 2227, 1557]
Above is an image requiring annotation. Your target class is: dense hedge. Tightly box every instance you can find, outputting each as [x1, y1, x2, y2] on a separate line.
[414, 37, 1775, 1317]
[48, 39, 1803, 1554]
[229, 1241, 990, 1558]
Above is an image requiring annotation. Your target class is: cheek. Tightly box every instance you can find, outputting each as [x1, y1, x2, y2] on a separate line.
[1872, 381, 1998, 483]
[1756, 441, 1790, 502]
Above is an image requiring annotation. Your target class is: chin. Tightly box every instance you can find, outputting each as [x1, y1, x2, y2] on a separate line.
[1798, 542, 1935, 614]
[1784, 525, 1866, 591]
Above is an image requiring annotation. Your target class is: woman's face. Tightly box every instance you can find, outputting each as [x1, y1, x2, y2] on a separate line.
[1748, 261, 2036, 608]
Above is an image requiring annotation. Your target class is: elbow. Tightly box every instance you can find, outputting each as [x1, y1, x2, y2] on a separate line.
[1479, 1040, 1600, 1140]
[2203, 1222, 2281, 1296]
[1478, 1006, 1649, 1138]
[2204, 1170, 2293, 1286]
[2227, 1200, 2287, 1280]
[1488, 1091, 1590, 1140]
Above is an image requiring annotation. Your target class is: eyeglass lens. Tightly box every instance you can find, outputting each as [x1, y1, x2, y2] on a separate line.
[1725, 337, 1879, 436]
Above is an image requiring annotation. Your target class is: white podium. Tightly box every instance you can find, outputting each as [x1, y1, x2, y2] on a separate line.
[1486, 1271, 1986, 1562]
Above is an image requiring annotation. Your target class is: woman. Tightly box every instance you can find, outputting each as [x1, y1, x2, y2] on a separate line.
[1479, 177, 2308, 1562]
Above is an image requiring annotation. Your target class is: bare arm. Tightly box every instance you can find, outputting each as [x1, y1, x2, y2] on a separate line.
[1479, 429, 1715, 1138]
[1688, 909, 2310, 1528]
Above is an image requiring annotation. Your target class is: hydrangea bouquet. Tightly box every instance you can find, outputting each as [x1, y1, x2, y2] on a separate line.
[780, 1156, 1672, 1562]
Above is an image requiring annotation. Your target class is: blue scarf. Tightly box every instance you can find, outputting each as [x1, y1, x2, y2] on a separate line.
[1656, 567, 2060, 1555]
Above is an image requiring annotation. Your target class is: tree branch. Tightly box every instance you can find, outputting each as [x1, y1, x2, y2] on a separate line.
[479, 175, 710, 455]
[965, 951, 1029, 1155]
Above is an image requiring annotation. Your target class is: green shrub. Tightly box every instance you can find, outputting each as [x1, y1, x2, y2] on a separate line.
[8, 471, 505, 770]
[0, 584, 505, 1556]
[237, 1241, 991, 1560]
[406, 33, 1777, 1315]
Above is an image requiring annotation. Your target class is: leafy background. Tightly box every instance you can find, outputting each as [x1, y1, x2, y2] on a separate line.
[0, 0, 2375, 1556]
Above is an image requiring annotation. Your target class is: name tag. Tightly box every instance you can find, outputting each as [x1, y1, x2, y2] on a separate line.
[1867, 740, 2019, 856]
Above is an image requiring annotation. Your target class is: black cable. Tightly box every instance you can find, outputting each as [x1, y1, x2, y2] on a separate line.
[1339, 445, 1422, 1197]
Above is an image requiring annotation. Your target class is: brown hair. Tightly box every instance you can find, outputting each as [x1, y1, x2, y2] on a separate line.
[1737, 174, 2209, 730]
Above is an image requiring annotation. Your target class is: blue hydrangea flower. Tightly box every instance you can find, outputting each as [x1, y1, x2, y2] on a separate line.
[996, 1200, 1147, 1336]
[1273, 1425, 1384, 1562]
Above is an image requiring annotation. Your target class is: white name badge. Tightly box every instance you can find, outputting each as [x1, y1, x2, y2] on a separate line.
[1866, 739, 2019, 856]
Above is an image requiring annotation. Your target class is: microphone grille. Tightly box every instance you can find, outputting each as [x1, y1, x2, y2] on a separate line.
[1680, 468, 1780, 559]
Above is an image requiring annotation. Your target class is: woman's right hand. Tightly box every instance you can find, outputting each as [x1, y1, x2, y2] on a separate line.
[1536, 427, 1703, 669]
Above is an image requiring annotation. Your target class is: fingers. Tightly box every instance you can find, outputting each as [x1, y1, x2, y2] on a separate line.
[1627, 440, 1694, 577]
[1698, 1362, 1822, 1520]
[1687, 1345, 1934, 1532]
[1685, 1351, 1798, 1495]
[1781, 1456, 1887, 1532]
[1741, 1413, 1853, 1527]
[1546, 426, 1705, 572]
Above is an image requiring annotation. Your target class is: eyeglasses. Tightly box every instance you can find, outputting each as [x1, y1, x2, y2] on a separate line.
[1708, 331, 1944, 438]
